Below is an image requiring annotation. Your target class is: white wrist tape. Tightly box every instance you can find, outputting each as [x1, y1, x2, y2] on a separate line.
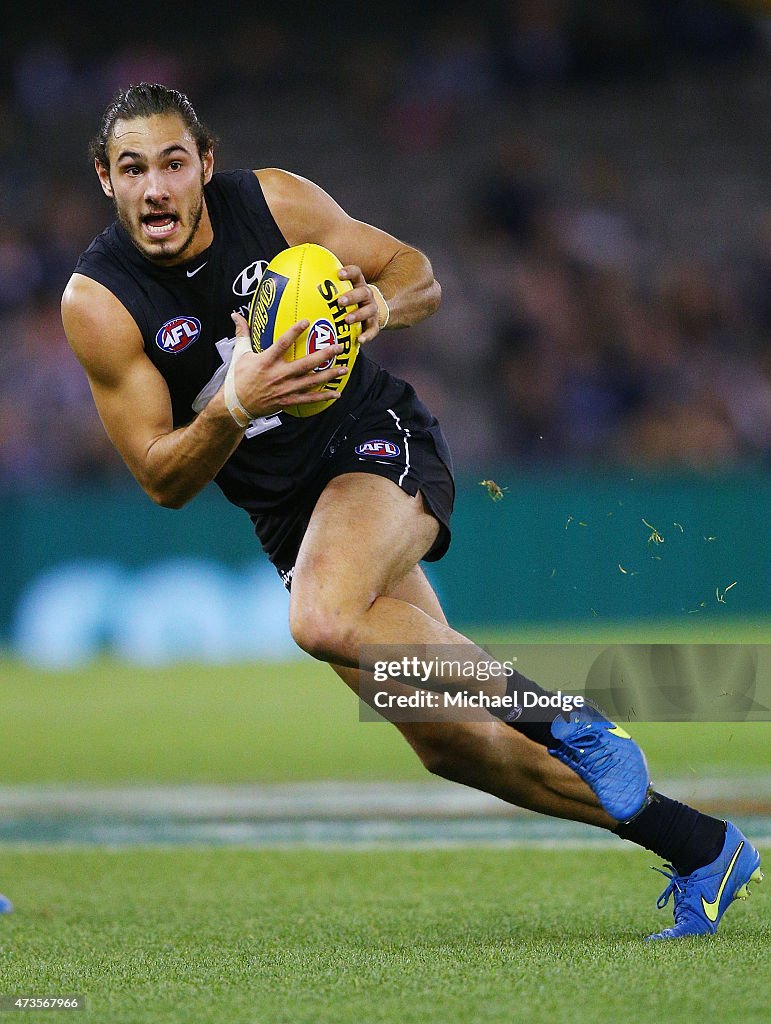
[223, 336, 254, 428]
[370, 284, 390, 329]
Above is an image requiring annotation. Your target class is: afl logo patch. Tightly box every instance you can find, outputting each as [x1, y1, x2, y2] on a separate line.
[355, 440, 401, 458]
[308, 319, 336, 371]
[156, 316, 201, 354]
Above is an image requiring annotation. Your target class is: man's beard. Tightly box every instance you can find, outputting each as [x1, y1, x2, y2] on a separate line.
[113, 176, 206, 264]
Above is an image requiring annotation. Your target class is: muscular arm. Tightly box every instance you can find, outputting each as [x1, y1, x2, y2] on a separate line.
[257, 168, 441, 337]
[61, 274, 342, 508]
[61, 275, 245, 508]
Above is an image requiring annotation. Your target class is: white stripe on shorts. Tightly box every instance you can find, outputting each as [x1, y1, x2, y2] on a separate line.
[387, 408, 411, 487]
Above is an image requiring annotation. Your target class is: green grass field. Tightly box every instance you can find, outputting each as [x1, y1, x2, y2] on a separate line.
[1, 624, 769, 1022]
[0, 658, 768, 783]
[1, 848, 768, 1024]
[0, 626, 769, 784]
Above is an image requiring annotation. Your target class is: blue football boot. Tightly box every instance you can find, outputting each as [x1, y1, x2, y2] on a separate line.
[549, 702, 651, 822]
[646, 820, 762, 940]
[0, 893, 12, 914]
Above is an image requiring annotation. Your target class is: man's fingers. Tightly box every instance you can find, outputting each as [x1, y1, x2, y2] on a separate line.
[345, 302, 378, 327]
[267, 319, 310, 357]
[337, 286, 368, 307]
[335, 269, 387, 345]
[290, 388, 342, 405]
[288, 344, 344, 377]
[337, 286, 377, 323]
[338, 264, 365, 286]
[276, 363, 346, 407]
[337, 284, 380, 339]
[312, 364, 348, 386]
[288, 362, 346, 393]
[358, 320, 381, 345]
[230, 310, 250, 337]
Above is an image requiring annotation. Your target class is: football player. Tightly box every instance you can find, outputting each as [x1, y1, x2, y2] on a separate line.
[55, 83, 761, 939]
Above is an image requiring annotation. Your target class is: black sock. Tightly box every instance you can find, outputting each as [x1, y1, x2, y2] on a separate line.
[489, 669, 558, 746]
[613, 792, 726, 875]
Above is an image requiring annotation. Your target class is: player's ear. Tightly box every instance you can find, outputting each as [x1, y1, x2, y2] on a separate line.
[95, 159, 113, 198]
[202, 148, 214, 185]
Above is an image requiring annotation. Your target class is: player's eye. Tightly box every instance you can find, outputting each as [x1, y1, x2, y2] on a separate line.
[168, 160, 183, 171]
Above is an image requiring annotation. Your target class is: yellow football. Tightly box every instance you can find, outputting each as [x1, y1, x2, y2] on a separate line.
[248, 243, 361, 417]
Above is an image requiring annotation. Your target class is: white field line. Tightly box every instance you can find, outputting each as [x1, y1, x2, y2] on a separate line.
[0, 776, 769, 818]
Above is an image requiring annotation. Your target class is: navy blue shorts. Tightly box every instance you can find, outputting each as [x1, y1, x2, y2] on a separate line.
[250, 372, 455, 589]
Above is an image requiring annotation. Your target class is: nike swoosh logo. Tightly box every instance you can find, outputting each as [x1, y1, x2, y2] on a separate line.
[701, 841, 744, 922]
[187, 263, 207, 278]
[607, 724, 631, 739]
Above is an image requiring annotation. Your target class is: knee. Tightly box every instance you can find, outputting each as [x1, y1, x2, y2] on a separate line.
[289, 601, 356, 663]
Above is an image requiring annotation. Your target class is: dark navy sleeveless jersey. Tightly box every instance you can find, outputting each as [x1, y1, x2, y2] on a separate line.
[74, 169, 385, 514]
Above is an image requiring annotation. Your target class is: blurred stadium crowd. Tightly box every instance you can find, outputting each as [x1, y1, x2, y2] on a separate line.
[0, 0, 769, 491]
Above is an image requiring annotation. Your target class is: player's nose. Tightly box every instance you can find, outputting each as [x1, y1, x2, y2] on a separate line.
[143, 170, 169, 204]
